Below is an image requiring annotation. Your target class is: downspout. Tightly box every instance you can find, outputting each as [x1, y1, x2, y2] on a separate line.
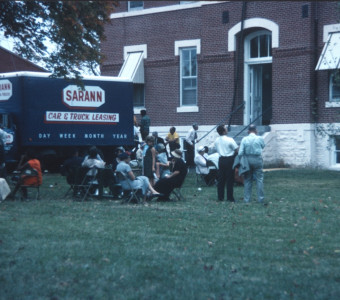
[228, 1, 247, 130]
[312, 1, 319, 167]
[312, 1, 319, 124]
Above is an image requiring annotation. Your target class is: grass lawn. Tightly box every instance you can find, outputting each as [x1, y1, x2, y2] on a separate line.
[0, 169, 340, 299]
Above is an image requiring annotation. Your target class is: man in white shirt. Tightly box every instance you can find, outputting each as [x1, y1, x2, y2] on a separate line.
[184, 123, 198, 168]
[214, 125, 238, 202]
[194, 145, 217, 186]
[239, 124, 265, 203]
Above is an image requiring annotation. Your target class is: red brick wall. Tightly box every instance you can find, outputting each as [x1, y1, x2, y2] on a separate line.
[102, 1, 339, 126]
[0, 47, 47, 73]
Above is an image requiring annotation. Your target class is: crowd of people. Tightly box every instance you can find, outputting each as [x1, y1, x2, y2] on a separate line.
[1, 108, 266, 204]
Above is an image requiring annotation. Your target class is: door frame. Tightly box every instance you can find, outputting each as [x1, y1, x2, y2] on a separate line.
[243, 30, 272, 125]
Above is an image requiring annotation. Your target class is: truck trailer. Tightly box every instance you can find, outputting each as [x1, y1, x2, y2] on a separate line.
[0, 72, 134, 171]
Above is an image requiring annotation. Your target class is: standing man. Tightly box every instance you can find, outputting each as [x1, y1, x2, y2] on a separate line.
[139, 109, 150, 141]
[238, 124, 265, 203]
[214, 125, 238, 202]
[184, 123, 198, 168]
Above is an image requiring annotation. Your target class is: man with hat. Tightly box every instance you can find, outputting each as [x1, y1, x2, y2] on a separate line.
[154, 149, 187, 201]
[194, 145, 217, 186]
[238, 124, 265, 204]
[184, 123, 199, 168]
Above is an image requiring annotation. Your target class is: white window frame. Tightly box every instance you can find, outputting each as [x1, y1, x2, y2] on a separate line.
[128, 1, 143, 12]
[326, 71, 340, 108]
[331, 135, 340, 166]
[175, 39, 200, 113]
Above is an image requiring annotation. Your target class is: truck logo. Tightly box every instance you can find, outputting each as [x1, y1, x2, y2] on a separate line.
[0, 79, 12, 101]
[63, 85, 105, 108]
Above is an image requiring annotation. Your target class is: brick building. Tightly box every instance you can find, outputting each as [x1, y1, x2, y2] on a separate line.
[101, 1, 340, 169]
[0, 46, 47, 73]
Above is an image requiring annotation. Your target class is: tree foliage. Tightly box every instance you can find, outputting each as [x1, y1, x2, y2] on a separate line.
[0, 1, 117, 79]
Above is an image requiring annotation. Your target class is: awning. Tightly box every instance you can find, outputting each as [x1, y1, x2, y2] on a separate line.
[118, 51, 144, 83]
[316, 32, 340, 70]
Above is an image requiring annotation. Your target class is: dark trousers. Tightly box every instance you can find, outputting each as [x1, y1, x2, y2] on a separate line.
[217, 156, 235, 201]
[184, 141, 195, 167]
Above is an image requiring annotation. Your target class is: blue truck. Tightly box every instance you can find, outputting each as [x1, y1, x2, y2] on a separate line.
[0, 72, 134, 171]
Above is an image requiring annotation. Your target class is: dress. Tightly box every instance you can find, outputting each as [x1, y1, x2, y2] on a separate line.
[143, 145, 154, 179]
[214, 135, 238, 201]
[116, 161, 150, 195]
[154, 158, 187, 198]
[239, 133, 265, 203]
[157, 152, 170, 178]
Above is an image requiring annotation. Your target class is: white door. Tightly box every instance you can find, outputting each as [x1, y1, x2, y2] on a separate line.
[249, 65, 262, 125]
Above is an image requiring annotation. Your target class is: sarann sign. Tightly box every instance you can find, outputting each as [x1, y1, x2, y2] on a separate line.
[0, 79, 12, 101]
[63, 85, 105, 108]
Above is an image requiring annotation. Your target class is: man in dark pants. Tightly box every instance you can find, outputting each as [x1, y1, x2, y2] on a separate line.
[184, 123, 198, 168]
[214, 125, 238, 202]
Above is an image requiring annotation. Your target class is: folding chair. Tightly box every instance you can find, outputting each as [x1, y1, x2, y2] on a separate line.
[195, 168, 206, 187]
[64, 166, 96, 201]
[171, 175, 187, 201]
[81, 167, 100, 201]
[18, 167, 41, 200]
[115, 171, 143, 204]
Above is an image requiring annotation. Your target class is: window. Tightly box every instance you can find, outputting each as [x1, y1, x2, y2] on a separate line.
[128, 1, 143, 11]
[133, 84, 145, 107]
[330, 71, 340, 102]
[180, 47, 197, 106]
[250, 34, 272, 58]
[334, 136, 340, 164]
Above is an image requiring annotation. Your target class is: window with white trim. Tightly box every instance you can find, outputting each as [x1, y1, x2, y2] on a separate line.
[333, 136, 340, 164]
[180, 47, 197, 106]
[133, 84, 145, 107]
[329, 71, 340, 102]
[249, 33, 272, 59]
[128, 1, 143, 11]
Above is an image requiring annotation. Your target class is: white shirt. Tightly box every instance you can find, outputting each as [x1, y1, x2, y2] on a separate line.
[185, 128, 197, 145]
[214, 135, 238, 157]
[194, 153, 209, 175]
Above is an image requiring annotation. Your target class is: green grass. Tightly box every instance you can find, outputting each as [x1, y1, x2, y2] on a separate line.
[0, 169, 340, 299]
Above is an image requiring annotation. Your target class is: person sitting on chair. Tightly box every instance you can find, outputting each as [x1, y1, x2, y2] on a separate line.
[154, 149, 187, 201]
[194, 146, 217, 186]
[10, 149, 42, 200]
[155, 143, 170, 179]
[116, 152, 160, 201]
[82, 146, 105, 175]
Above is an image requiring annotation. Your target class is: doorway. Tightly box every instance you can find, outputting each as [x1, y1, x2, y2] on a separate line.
[249, 63, 272, 125]
[244, 30, 272, 126]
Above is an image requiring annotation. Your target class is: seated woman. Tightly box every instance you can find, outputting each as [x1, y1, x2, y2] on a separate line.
[82, 146, 105, 176]
[10, 149, 42, 200]
[155, 143, 170, 179]
[116, 152, 160, 201]
[154, 149, 187, 201]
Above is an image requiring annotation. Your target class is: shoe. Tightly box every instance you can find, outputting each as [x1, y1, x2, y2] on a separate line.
[227, 199, 235, 202]
[218, 199, 224, 201]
